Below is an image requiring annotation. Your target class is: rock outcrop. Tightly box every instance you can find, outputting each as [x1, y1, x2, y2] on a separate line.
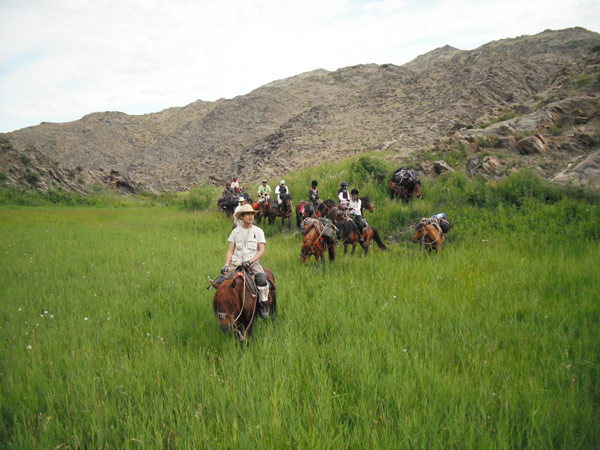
[2, 27, 600, 192]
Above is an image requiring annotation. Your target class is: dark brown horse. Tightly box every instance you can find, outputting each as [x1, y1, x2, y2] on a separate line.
[359, 196, 374, 216]
[210, 267, 276, 342]
[412, 219, 445, 253]
[256, 199, 276, 225]
[300, 217, 335, 264]
[274, 193, 293, 229]
[389, 179, 422, 203]
[339, 218, 387, 255]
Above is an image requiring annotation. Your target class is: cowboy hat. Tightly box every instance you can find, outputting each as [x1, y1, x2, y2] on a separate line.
[235, 203, 257, 218]
[262, 179, 268, 183]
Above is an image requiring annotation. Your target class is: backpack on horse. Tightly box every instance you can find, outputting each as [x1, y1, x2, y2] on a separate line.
[300, 217, 337, 264]
[412, 214, 450, 253]
[389, 167, 422, 202]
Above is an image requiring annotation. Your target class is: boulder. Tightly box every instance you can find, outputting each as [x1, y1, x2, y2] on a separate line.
[422, 160, 455, 176]
[482, 156, 504, 175]
[550, 149, 600, 189]
[516, 134, 548, 155]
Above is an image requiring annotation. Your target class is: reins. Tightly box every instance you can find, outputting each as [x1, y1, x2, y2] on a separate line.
[217, 270, 257, 341]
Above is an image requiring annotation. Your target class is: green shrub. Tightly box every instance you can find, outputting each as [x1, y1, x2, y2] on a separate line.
[350, 156, 389, 186]
[20, 154, 31, 165]
[183, 187, 212, 211]
[25, 171, 39, 184]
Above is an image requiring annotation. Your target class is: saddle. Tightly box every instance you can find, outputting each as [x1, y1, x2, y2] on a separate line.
[420, 218, 444, 235]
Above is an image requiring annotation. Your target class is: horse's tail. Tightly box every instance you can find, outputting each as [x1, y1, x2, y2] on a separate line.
[371, 226, 387, 250]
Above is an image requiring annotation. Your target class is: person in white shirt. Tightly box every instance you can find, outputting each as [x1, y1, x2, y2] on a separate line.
[337, 181, 350, 209]
[274, 180, 288, 207]
[221, 204, 269, 318]
[230, 178, 240, 192]
[349, 188, 366, 241]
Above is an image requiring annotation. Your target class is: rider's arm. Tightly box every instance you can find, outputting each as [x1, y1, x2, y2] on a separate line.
[249, 242, 265, 264]
[224, 241, 235, 267]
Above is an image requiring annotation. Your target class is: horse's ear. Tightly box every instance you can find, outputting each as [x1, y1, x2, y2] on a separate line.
[230, 277, 237, 288]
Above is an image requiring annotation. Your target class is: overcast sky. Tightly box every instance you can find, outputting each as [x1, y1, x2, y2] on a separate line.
[1, 0, 598, 133]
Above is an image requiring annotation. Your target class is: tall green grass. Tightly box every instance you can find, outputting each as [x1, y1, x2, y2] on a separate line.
[1, 169, 599, 448]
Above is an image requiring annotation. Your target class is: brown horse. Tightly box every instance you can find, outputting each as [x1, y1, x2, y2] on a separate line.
[339, 218, 387, 255]
[210, 267, 276, 342]
[300, 217, 335, 264]
[412, 219, 445, 253]
[256, 199, 276, 225]
[274, 193, 293, 229]
[389, 179, 422, 203]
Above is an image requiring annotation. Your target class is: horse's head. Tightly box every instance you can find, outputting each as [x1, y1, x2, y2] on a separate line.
[412, 221, 426, 243]
[414, 183, 423, 199]
[361, 196, 374, 213]
[213, 277, 244, 334]
[323, 199, 336, 209]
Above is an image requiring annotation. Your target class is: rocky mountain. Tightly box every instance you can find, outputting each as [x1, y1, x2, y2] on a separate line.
[2, 27, 599, 192]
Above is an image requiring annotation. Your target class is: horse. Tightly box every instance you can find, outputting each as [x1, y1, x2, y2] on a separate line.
[295, 201, 313, 229]
[300, 217, 335, 264]
[339, 218, 387, 256]
[389, 179, 422, 203]
[217, 189, 239, 216]
[256, 198, 276, 225]
[412, 219, 445, 253]
[210, 267, 277, 342]
[314, 199, 335, 218]
[360, 196, 374, 216]
[274, 193, 293, 229]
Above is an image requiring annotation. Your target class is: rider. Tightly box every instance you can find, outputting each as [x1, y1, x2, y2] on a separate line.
[257, 179, 271, 203]
[230, 177, 240, 193]
[275, 180, 288, 210]
[307, 180, 320, 215]
[232, 195, 248, 229]
[349, 188, 366, 242]
[337, 181, 350, 209]
[221, 203, 269, 319]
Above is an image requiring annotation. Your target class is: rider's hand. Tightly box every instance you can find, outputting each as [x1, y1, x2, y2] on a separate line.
[221, 266, 229, 275]
[241, 261, 251, 270]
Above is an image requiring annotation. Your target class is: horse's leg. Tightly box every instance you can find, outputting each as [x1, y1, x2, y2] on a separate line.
[343, 242, 348, 254]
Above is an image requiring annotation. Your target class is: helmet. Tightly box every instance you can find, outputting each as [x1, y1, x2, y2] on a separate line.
[351, 188, 359, 195]
[311, 180, 318, 187]
[340, 181, 348, 187]
[280, 180, 285, 185]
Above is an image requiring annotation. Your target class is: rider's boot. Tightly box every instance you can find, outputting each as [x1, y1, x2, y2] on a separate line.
[257, 285, 269, 319]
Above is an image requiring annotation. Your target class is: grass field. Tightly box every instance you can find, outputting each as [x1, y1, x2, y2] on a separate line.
[1, 170, 599, 448]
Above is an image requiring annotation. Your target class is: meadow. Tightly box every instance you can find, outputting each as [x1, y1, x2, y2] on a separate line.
[1, 166, 599, 449]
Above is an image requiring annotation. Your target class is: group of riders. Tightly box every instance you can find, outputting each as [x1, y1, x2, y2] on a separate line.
[214, 171, 450, 324]
[214, 177, 374, 319]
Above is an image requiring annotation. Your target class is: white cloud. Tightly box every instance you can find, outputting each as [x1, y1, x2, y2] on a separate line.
[0, 0, 599, 132]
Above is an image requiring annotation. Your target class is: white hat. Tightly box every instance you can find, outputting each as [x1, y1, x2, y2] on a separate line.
[280, 180, 285, 184]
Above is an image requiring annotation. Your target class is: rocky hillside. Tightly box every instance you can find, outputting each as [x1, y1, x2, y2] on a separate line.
[2, 27, 599, 193]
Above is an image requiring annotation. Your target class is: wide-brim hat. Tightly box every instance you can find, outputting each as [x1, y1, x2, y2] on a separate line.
[262, 179, 268, 183]
[235, 203, 257, 218]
